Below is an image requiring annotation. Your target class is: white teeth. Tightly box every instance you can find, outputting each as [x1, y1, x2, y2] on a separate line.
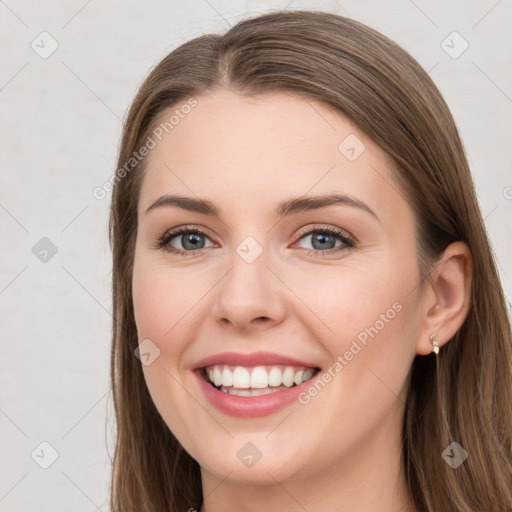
[302, 368, 315, 381]
[232, 366, 251, 389]
[221, 385, 289, 396]
[222, 366, 233, 387]
[282, 367, 295, 387]
[204, 364, 317, 390]
[231, 388, 252, 397]
[268, 367, 282, 387]
[250, 367, 268, 388]
[213, 366, 223, 387]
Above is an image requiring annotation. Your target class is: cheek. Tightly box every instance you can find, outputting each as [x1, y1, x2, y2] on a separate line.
[280, 252, 420, 401]
[281, 254, 418, 347]
[285, 264, 420, 446]
[132, 259, 212, 346]
[131, 260, 211, 452]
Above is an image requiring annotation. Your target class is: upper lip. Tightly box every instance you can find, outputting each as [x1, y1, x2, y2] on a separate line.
[192, 351, 319, 370]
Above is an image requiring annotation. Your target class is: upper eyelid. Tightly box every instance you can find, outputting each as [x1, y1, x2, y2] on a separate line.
[295, 224, 353, 241]
[165, 225, 216, 242]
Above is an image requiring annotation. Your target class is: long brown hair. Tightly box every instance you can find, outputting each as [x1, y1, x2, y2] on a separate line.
[108, 10, 512, 511]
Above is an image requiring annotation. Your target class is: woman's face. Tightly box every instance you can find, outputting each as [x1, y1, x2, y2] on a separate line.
[132, 89, 427, 486]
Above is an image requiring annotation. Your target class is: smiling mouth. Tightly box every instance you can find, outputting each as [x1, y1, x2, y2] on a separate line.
[201, 364, 321, 397]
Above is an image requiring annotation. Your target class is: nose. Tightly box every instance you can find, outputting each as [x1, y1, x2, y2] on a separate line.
[212, 251, 287, 333]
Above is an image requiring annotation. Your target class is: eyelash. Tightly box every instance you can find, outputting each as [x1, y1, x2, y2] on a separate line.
[154, 224, 355, 256]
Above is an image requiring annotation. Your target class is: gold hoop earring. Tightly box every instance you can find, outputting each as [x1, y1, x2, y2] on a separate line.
[429, 333, 440, 355]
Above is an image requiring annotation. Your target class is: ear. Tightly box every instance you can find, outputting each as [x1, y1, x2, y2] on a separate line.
[416, 241, 473, 356]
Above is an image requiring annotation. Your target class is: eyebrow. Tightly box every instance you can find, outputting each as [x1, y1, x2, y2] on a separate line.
[144, 193, 380, 222]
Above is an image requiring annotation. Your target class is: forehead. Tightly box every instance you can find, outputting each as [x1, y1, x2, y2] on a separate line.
[138, 89, 408, 225]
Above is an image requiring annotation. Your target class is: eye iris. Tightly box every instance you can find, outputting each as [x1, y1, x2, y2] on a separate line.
[312, 232, 335, 250]
[182, 233, 205, 250]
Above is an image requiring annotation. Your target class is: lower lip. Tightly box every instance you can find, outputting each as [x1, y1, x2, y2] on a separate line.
[194, 370, 317, 418]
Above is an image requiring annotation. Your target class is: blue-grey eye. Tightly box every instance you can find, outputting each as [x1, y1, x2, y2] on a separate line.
[180, 232, 206, 250]
[310, 232, 336, 250]
[298, 231, 345, 251]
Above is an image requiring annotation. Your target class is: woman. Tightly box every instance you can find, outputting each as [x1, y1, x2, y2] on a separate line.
[108, 10, 512, 512]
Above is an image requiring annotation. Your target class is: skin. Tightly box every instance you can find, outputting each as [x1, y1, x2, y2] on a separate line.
[132, 89, 472, 512]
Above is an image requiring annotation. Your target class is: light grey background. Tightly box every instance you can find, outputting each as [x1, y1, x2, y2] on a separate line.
[1, 0, 510, 510]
